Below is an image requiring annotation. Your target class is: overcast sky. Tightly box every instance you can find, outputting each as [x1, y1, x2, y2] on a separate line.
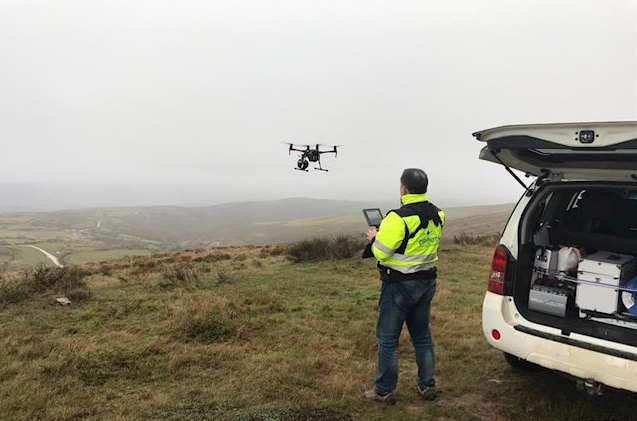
[1, 0, 636, 210]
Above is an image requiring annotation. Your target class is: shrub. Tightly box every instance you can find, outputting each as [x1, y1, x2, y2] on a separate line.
[192, 253, 232, 263]
[331, 235, 367, 259]
[258, 245, 288, 258]
[78, 345, 160, 386]
[286, 236, 366, 263]
[130, 260, 161, 277]
[31, 265, 90, 290]
[0, 274, 27, 306]
[98, 265, 112, 276]
[215, 269, 234, 285]
[0, 265, 91, 307]
[180, 313, 232, 344]
[160, 264, 200, 289]
[452, 232, 501, 246]
[286, 237, 331, 263]
[172, 302, 233, 344]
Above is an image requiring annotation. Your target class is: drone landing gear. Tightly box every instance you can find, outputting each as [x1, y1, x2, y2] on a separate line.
[314, 159, 329, 172]
[294, 167, 309, 172]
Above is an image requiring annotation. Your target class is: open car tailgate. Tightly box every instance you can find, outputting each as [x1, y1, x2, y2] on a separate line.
[474, 122, 637, 182]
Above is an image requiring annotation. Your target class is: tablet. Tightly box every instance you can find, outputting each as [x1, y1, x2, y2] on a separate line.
[362, 208, 384, 228]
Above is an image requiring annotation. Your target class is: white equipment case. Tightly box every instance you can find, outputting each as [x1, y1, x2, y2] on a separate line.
[576, 252, 637, 315]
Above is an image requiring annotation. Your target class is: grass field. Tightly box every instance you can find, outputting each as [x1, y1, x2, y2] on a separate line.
[0, 246, 54, 269]
[1, 243, 635, 421]
[64, 248, 152, 265]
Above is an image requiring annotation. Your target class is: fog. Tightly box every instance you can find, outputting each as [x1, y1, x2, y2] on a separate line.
[1, 0, 636, 211]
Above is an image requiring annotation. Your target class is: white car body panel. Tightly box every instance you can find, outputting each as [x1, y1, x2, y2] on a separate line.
[483, 292, 637, 393]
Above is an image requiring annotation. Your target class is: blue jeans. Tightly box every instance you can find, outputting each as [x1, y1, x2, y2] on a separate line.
[374, 279, 437, 394]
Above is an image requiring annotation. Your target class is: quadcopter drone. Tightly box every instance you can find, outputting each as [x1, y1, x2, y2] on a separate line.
[284, 143, 340, 172]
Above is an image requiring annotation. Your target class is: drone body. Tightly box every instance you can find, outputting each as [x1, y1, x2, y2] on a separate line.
[285, 143, 340, 172]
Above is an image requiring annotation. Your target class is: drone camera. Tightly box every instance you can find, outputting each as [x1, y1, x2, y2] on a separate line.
[297, 158, 309, 171]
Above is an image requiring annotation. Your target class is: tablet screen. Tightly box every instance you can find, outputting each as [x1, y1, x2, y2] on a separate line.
[363, 208, 383, 227]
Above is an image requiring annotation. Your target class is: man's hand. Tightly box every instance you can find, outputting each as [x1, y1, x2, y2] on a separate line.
[366, 227, 378, 243]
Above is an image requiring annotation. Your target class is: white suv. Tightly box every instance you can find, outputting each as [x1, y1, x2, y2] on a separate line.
[475, 121, 637, 395]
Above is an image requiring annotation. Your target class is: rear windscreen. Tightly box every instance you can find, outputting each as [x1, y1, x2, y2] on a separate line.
[532, 187, 637, 253]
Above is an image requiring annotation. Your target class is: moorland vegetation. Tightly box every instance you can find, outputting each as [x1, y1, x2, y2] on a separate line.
[1, 235, 634, 421]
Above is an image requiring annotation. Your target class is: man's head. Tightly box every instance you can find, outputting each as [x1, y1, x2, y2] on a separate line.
[400, 168, 428, 195]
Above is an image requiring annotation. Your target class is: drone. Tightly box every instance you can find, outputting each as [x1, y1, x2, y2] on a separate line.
[284, 143, 340, 172]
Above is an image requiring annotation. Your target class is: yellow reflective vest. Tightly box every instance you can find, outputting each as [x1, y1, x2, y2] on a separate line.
[372, 194, 444, 279]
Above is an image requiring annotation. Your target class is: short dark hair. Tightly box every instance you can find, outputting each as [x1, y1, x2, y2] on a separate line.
[400, 168, 428, 194]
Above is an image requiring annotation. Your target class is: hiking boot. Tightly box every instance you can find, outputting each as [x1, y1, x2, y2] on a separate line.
[417, 386, 437, 401]
[364, 389, 397, 405]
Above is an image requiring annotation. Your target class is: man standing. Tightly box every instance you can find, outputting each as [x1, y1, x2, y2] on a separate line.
[364, 168, 444, 405]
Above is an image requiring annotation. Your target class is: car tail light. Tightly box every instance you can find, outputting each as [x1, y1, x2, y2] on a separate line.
[488, 245, 508, 295]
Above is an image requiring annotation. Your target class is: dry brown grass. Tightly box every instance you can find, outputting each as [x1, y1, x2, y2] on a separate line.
[1, 243, 636, 421]
[258, 245, 288, 258]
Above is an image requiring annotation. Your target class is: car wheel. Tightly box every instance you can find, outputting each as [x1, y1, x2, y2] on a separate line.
[503, 352, 539, 371]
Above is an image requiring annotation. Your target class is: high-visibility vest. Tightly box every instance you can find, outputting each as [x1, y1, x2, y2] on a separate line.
[372, 194, 444, 276]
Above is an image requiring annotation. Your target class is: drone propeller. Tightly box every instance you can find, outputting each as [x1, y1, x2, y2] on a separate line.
[280, 142, 294, 154]
[281, 141, 314, 147]
[282, 142, 311, 155]
[331, 145, 344, 157]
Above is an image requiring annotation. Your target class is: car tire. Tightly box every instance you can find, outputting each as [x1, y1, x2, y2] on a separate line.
[503, 352, 539, 371]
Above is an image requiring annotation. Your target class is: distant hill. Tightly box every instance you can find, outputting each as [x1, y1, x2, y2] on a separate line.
[209, 202, 514, 246]
[15, 198, 513, 246]
[0, 198, 514, 271]
[26, 198, 396, 245]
